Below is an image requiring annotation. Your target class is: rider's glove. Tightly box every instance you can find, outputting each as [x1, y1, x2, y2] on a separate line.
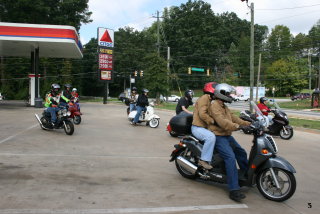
[240, 125, 252, 133]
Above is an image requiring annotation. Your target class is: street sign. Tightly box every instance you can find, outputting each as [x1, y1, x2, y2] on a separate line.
[100, 70, 113, 82]
[191, 67, 205, 72]
[98, 27, 114, 47]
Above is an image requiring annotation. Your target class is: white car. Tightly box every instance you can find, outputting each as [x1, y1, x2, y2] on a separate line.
[234, 95, 249, 102]
[0, 92, 3, 101]
[165, 95, 181, 102]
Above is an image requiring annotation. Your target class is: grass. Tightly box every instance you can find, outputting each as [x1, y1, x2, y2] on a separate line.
[278, 99, 313, 110]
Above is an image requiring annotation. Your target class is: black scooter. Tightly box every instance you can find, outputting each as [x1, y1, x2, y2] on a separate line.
[169, 109, 296, 202]
[240, 102, 293, 140]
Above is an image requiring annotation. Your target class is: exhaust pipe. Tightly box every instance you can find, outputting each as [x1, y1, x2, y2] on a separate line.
[176, 156, 198, 174]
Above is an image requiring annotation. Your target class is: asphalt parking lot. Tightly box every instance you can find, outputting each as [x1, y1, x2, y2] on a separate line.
[0, 101, 319, 214]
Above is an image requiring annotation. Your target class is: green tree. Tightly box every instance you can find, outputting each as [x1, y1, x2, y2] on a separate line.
[266, 25, 293, 61]
[265, 57, 308, 96]
[140, 53, 168, 104]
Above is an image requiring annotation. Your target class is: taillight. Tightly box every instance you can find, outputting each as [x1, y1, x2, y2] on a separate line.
[167, 123, 172, 132]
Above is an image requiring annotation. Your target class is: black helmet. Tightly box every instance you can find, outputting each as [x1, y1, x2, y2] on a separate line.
[64, 83, 72, 90]
[132, 87, 137, 92]
[185, 89, 194, 100]
[260, 97, 268, 104]
[142, 88, 149, 94]
[214, 83, 236, 103]
[51, 83, 60, 96]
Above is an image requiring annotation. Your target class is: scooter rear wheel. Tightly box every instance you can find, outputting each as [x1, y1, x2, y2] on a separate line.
[256, 168, 296, 202]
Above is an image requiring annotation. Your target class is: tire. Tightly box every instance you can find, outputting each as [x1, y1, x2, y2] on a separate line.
[169, 131, 178, 137]
[256, 168, 296, 202]
[279, 126, 293, 140]
[64, 120, 74, 135]
[149, 118, 159, 128]
[73, 115, 81, 125]
[175, 99, 179, 102]
[175, 149, 198, 179]
[40, 117, 49, 130]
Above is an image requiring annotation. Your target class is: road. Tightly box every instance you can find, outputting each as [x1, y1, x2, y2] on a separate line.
[0, 101, 319, 214]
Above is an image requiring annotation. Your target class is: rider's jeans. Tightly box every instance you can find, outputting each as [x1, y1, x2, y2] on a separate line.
[191, 125, 216, 162]
[133, 106, 146, 123]
[46, 107, 60, 123]
[215, 136, 248, 191]
[129, 103, 136, 112]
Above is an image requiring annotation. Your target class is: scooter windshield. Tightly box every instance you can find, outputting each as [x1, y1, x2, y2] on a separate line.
[250, 101, 267, 127]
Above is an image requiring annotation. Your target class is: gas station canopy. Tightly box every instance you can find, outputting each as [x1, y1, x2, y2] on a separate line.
[0, 22, 83, 58]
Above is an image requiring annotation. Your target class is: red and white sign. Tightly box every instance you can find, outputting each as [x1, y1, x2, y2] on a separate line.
[100, 70, 112, 81]
[98, 27, 114, 47]
[99, 53, 113, 70]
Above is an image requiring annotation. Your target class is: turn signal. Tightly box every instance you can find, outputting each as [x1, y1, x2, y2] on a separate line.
[251, 164, 256, 169]
[261, 149, 269, 154]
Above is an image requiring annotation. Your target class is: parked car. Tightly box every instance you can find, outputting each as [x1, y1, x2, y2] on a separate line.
[234, 95, 249, 102]
[0, 92, 3, 100]
[118, 92, 127, 102]
[165, 95, 180, 102]
[291, 93, 310, 101]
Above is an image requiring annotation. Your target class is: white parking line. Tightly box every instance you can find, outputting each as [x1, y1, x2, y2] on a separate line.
[0, 124, 38, 144]
[0, 204, 248, 213]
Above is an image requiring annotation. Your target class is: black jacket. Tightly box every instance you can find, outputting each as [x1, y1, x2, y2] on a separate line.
[136, 94, 149, 107]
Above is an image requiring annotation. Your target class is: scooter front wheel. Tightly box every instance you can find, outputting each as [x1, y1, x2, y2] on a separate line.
[73, 115, 81, 125]
[64, 120, 74, 135]
[279, 126, 293, 140]
[149, 118, 159, 128]
[256, 167, 296, 202]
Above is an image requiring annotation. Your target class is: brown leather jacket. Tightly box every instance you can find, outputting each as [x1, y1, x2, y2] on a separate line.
[208, 100, 251, 136]
[192, 94, 214, 128]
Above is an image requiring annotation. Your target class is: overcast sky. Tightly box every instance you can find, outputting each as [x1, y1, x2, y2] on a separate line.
[79, 0, 320, 45]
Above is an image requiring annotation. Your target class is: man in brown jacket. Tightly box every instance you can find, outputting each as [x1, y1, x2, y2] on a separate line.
[208, 83, 251, 202]
[191, 82, 217, 170]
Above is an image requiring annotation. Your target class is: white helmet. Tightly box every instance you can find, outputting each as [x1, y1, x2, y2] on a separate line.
[72, 88, 77, 92]
[214, 83, 236, 103]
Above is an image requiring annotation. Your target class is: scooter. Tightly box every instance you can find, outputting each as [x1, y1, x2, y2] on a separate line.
[128, 102, 160, 128]
[35, 106, 74, 135]
[240, 101, 293, 140]
[68, 97, 82, 125]
[170, 102, 296, 202]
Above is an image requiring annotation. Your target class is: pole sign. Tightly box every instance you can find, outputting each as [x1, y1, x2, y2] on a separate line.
[98, 27, 114, 47]
[97, 28, 114, 82]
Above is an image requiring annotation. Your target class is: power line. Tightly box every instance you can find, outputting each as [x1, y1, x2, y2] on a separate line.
[256, 3, 320, 11]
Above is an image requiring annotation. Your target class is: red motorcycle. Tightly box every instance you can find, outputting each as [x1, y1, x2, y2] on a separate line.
[68, 97, 82, 125]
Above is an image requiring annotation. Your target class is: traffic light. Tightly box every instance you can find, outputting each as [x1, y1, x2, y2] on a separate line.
[140, 70, 143, 77]
[134, 70, 138, 76]
[206, 68, 210, 76]
[188, 67, 191, 75]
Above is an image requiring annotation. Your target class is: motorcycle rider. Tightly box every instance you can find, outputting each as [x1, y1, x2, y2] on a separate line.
[60, 83, 73, 108]
[257, 97, 273, 125]
[191, 82, 218, 170]
[175, 89, 194, 115]
[71, 88, 80, 112]
[131, 88, 149, 125]
[44, 83, 69, 127]
[129, 87, 139, 112]
[208, 83, 251, 202]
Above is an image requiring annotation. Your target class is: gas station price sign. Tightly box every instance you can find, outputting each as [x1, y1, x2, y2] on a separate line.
[99, 53, 113, 70]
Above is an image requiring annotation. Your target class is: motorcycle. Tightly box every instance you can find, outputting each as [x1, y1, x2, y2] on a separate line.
[166, 112, 193, 137]
[128, 102, 160, 128]
[240, 101, 293, 140]
[68, 97, 82, 125]
[35, 106, 74, 135]
[170, 102, 296, 202]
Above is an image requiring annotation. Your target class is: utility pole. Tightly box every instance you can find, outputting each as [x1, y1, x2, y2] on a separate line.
[166, 46, 170, 102]
[308, 50, 312, 94]
[156, 10, 160, 55]
[318, 56, 320, 89]
[256, 53, 261, 102]
[249, 2, 255, 111]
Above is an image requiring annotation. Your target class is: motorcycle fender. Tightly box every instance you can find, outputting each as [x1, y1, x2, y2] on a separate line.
[169, 145, 185, 162]
[150, 114, 160, 119]
[74, 112, 81, 116]
[258, 156, 296, 174]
